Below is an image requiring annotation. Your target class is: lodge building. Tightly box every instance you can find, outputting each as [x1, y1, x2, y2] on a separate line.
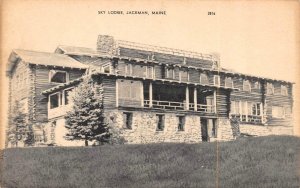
[6, 35, 294, 146]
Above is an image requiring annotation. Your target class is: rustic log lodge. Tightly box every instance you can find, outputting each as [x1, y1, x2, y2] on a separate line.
[6, 35, 294, 146]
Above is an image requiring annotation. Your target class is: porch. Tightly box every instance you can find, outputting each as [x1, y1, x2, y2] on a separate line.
[142, 82, 216, 113]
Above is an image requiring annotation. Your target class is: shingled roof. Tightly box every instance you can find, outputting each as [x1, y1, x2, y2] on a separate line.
[7, 49, 88, 74]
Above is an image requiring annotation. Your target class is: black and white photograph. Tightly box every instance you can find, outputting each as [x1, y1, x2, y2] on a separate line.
[0, 1, 299, 187]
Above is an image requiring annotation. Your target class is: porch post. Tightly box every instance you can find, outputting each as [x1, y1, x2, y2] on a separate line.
[245, 102, 248, 122]
[149, 82, 153, 107]
[193, 87, 197, 111]
[239, 101, 242, 121]
[213, 90, 217, 113]
[141, 82, 144, 107]
[260, 102, 263, 123]
[185, 86, 189, 110]
[116, 80, 119, 107]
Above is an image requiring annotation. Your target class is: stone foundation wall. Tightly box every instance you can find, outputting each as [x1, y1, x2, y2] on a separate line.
[106, 110, 202, 144]
[216, 118, 234, 141]
[240, 124, 293, 137]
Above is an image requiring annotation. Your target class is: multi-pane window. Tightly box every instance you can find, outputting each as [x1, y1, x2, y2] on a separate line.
[49, 70, 68, 83]
[200, 73, 209, 85]
[281, 85, 288, 96]
[156, 114, 165, 131]
[267, 83, 274, 95]
[214, 75, 220, 86]
[178, 116, 185, 131]
[272, 106, 285, 118]
[123, 112, 133, 129]
[225, 77, 233, 88]
[243, 80, 251, 92]
[250, 103, 261, 116]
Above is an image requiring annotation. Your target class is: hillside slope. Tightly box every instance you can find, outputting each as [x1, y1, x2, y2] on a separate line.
[1, 136, 300, 188]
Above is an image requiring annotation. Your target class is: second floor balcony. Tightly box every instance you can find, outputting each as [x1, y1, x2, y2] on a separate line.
[117, 80, 217, 114]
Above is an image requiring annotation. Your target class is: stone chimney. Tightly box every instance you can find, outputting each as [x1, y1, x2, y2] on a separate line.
[97, 35, 116, 55]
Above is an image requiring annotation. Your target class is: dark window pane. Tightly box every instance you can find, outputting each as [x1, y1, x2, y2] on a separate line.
[51, 71, 67, 83]
[124, 112, 133, 129]
[50, 94, 59, 109]
[156, 115, 164, 131]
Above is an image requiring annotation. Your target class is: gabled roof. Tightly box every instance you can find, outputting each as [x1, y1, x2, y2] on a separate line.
[7, 49, 88, 74]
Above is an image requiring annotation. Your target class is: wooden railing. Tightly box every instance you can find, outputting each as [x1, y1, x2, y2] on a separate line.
[189, 103, 215, 113]
[144, 100, 215, 112]
[231, 114, 262, 123]
[144, 100, 185, 110]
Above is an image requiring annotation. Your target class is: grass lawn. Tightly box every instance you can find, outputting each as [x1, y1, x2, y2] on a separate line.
[1, 136, 299, 188]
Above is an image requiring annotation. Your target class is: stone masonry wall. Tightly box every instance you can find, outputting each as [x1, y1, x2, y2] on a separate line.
[216, 118, 234, 141]
[240, 124, 293, 137]
[106, 110, 202, 144]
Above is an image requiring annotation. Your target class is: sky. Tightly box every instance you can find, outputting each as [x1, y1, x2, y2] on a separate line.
[1, 0, 299, 144]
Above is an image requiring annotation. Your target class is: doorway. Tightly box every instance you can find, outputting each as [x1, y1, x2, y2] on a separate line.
[201, 118, 217, 142]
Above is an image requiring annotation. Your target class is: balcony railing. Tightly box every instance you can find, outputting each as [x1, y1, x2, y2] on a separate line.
[231, 114, 262, 124]
[144, 100, 215, 112]
[188, 103, 215, 113]
[144, 100, 185, 110]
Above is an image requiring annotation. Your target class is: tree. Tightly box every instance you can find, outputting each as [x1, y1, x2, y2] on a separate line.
[7, 101, 31, 147]
[65, 77, 110, 146]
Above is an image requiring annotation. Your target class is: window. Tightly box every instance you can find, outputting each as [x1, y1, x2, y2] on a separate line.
[102, 64, 111, 73]
[231, 101, 240, 114]
[200, 73, 209, 85]
[64, 88, 74, 105]
[166, 68, 175, 79]
[241, 101, 247, 115]
[225, 77, 233, 88]
[50, 93, 60, 109]
[123, 112, 133, 129]
[272, 106, 285, 118]
[144, 66, 154, 78]
[214, 75, 220, 86]
[156, 114, 165, 131]
[243, 80, 251, 92]
[254, 81, 260, 89]
[118, 80, 142, 100]
[267, 83, 274, 95]
[180, 70, 188, 81]
[178, 116, 185, 131]
[132, 65, 145, 77]
[49, 70, 68, 83]
[281, 85, 288, 96]
[250, 103, 261, 116]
